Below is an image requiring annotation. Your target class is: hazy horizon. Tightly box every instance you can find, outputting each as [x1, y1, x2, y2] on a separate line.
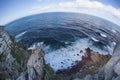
[1, 0, 120, 26]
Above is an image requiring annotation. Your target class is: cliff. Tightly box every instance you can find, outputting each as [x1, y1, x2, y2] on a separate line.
[0, 26, 45, 80]
[1, 26, 120, 80]
[82, 39, 120, 80]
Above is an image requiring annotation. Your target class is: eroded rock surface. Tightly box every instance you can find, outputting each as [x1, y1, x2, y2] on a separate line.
[0, 26, 46, 80]
[1, 25, 120, 80]
[0, 26, 20, 79]
[114, 62, 120, 76]
[27, 48, 45, 80]
[83, 38, 120, 80]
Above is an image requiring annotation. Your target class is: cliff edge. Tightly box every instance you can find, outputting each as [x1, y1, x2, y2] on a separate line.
[1, 26, 120, 80]
[0, 26, 45, 80]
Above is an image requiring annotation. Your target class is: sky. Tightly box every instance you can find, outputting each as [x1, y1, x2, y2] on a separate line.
[0, 0, 120, 26]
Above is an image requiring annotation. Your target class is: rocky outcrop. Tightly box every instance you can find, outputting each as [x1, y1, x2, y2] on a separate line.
[103, 39, 120, 80]
[85, 75, 93, 80]
[104, 56, 120, 80]
[1, 25, 120, 80]
[114, 62, 120, 76]
[0, 26, 20, 79]
[0, 26, 46, 80]
[0, 26, 45, 80]
[56, 47, 111, 78]
[27, 48, 45, 80]
[83, 39, 120, 80]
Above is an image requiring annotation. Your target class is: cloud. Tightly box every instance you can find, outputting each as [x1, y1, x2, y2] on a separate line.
[30, 0, 120, 26]
[36, 0, 51, 2]
[31, 6, 51, 11]
[37, 0, 43, 2]
[58, 0, 120, 17]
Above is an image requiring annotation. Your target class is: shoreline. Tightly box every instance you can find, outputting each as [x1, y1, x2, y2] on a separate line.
[55, 48, 111, 76]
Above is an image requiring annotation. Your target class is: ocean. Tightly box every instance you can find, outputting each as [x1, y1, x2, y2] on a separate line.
[5, 12, 120, 71]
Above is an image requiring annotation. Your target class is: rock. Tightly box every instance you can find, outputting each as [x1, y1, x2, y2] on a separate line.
[93, 74, 99, 80]
[114, 76, 120, 80]
[27, 48, 45, 80]
[113, 38, 120, 57]
[104, 38, 120, 80]
[97, 66, 105, 80]
[104, 57, 120, 80]
[56, 47, 111, 76]
[0, 26, 30, 80]
[73, 78, 81, 80]
[0, 26, 20, 79]
[83, 48, 111, 66]
[85, 74, 93, 80]
[114, 61, 120, 76]
[0, 27, 12, 55]
[16, 72, 26, 80]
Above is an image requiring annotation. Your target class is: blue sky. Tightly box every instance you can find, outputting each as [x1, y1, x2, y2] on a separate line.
[0, 0, 120, 26]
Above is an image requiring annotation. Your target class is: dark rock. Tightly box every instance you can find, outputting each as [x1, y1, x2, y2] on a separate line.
[85, 74, 93, 80]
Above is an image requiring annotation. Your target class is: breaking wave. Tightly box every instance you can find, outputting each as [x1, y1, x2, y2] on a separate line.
[28, 37, 115, 71]
[5, 12, 120, 71]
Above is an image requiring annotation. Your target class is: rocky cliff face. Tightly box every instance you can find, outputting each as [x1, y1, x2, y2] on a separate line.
[1, 26, 120, 80]
[103, 39, 120, 80]
[82, 39, 120, 80]
[27, 48, 45, 80]
[0, 26, 20, 79]
[0, 26, 45, 80]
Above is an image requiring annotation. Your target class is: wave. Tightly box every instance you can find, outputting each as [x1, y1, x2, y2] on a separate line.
[28, 37, 115, 71]
[15, 31, 27, 42]
[6, 12, 120, 72]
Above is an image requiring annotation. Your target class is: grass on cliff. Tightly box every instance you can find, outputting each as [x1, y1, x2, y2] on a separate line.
[0, 53, 4, 61]
[44, 64, 84, 80]
[44, 65, 59, 80]
[10, 46, 22, 64]
[44, 65, 67, 80]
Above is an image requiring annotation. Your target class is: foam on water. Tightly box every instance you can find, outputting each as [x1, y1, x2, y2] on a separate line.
[91, 37, 99, 42]
[15, 31, 27, 42]
[5, 12, 119, 72]
[28, 38, 114, 71]
[100, 33, 107, 37]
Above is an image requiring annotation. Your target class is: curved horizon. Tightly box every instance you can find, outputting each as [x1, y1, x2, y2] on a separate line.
[5, 12, 120, 27]
[1, 0, 120, 26]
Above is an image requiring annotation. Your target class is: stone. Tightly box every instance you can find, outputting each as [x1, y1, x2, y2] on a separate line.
[27, 48, 45, 80]
[97, 66, 105, 80]
[104, 38, 120, 80]
[113, 38, 120, 57]
[93, 74, 99, 80]
[85, 75, 93, 80]
[112, 76, 120, 80]
[16, 72, 26, 80]
[0, 27, 12, 55]
[104, 57, 120, 80]
[73, 78, 81, 80]
[0, 26, 30, 80]
[0, 26, 20, 79]
[114, 76, 120, 80]
[114, 61, 120, 76]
